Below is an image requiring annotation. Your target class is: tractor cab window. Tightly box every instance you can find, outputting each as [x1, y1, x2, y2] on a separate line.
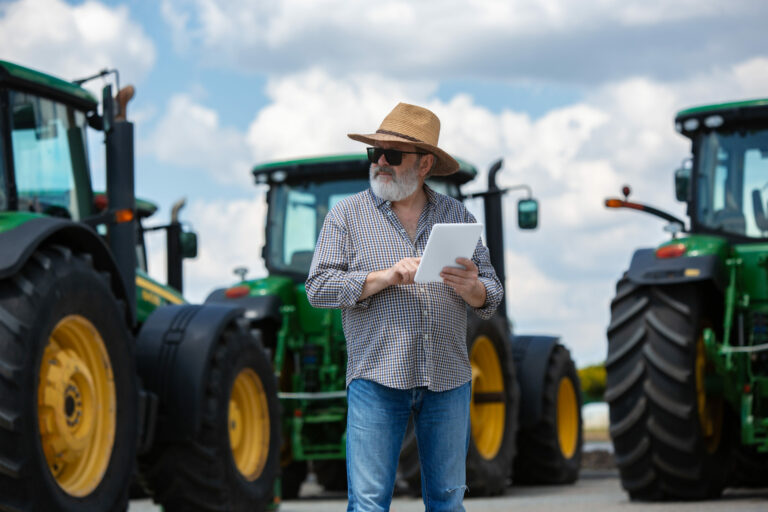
[9, 91, 90, 220]
[267, 175, 463, 277]
[268, 178, 368, 276]
[695, 129, 768, 238]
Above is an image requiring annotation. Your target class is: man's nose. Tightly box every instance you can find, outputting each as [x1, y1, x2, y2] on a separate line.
[378, 153, 389, 166]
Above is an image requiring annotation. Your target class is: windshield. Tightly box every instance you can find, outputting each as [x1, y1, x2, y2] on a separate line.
[9, 90, 91, 220]
[695, 129, 768, 238]
[267, 176, 461, 277]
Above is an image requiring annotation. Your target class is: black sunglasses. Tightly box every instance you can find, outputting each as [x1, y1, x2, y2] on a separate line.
[366, 147, 426, 166]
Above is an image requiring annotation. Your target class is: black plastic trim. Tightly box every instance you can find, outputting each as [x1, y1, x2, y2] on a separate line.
[135, 304, 245, 441]
[625, 248, 726, 291]
[0, 217, 133, 321]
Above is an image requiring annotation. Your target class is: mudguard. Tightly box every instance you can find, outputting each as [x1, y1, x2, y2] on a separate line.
[626, 248, 726, 290]
[135, 303, 245, 441]
[205, 288, 283, 325]
[0, 216, 132, 322]
[510, 334, 560, 429]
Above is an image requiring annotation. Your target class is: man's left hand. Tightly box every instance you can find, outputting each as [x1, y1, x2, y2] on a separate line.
[440, 257, 487, 308]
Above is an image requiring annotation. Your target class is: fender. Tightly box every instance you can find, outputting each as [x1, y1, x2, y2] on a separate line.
[205, 288, 283, 326]
[0, 216, 132, 322]
[510, 334, 560, 429]
[626, 248, 726, 291]
[135, 303, 245, 441]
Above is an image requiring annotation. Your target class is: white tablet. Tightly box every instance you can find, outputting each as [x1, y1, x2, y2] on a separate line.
[414, 223, 483, 283]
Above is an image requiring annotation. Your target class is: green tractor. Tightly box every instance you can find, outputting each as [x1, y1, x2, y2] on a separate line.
[207, 153, 584, 497]
[0, 61, 280, 511]
[605, 98, 768, 500]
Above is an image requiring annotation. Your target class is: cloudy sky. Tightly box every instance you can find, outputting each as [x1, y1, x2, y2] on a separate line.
[2, 0, 766, 366]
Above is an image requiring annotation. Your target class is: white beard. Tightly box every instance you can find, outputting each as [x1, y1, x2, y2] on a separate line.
[369, 163, 421, 202]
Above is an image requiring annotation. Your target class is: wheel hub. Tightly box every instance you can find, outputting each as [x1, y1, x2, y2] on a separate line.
[469, 335, 505, 460]
[37, 315, 116, 497]
[229, 368, 270, 481]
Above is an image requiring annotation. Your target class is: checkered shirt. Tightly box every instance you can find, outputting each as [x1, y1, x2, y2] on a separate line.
[306, 185, 503, 392]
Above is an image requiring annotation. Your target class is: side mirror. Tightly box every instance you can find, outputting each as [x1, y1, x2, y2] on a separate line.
[180, 230, 198, 259]
[674, 162, 692, 202]
[518, 198, 538, 229]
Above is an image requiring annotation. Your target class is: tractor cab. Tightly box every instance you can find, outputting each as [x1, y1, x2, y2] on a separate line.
[674, 100, 768, 240]
[1, 63, 97, 220]
[253, 153, 476, 281]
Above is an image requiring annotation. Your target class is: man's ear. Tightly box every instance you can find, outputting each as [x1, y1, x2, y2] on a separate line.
[420, 153, 435, 177]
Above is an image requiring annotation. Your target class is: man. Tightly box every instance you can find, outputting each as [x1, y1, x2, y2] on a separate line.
[306, 102, 503, 511]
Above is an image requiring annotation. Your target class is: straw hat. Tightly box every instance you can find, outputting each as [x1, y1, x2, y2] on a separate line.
[348, 102, 459, 176]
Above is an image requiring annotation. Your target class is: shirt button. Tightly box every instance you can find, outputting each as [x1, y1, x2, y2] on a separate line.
[423, 310, 428, 316]
[423, 334, 429, 341]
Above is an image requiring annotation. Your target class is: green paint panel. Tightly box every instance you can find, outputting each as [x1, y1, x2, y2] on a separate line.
[658, 235, 731, 261]
[0, 212, 44, 233]
[135, 269, 186, 324]
[294, 283, 343, 337]
[0, 60, 96, 106]
[241, 275, 297, 306]
[733, 244, 768, 311]
[676, 98, 768, 117]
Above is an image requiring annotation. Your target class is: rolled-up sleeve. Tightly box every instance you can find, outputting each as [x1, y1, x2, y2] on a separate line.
[472, 239, 504, 319]
[306, 208, 371, 309]
[463, 210, 503, 319]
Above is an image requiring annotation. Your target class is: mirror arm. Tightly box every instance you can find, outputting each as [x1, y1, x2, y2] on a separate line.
[605, 198, 686, 228]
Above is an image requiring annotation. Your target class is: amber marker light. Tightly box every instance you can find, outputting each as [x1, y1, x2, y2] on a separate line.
[656, 243, 687, 259]
[115, 208, 134, 223]
[225, 285, 250, 299]
[605, 199, 623, 208]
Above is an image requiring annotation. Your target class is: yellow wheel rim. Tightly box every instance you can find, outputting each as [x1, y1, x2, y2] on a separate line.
[469, 335, 505, 460]
[696, 336, 723, 454]
[556, 377, 579, 459]
[38, 315, 116, 497]
[229, 368, 270, 481]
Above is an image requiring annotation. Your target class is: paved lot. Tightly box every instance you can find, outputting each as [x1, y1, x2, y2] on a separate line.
[130, 469, 768, 511]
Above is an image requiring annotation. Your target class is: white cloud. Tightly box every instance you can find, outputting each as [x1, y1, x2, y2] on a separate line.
[246, 69, 436, 162]
[143, 94, 253, 185]
[159, 0, 765, 84]
[0, 0, 155, 93]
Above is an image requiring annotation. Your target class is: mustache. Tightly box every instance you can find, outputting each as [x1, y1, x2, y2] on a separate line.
[372, 166, 395, 178]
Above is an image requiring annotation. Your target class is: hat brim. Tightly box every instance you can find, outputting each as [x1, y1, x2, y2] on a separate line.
[348, 132, 459, 176]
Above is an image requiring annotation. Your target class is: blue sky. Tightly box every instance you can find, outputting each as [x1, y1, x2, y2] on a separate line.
[2, 0, 767, 366]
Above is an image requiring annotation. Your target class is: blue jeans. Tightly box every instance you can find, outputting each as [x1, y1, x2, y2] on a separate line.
[346, 379, 471, 512]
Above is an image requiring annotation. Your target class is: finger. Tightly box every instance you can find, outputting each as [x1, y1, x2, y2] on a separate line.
[455, 257, 475, 269]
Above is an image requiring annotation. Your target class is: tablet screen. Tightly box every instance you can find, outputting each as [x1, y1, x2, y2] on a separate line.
[414, 223, 483, 283]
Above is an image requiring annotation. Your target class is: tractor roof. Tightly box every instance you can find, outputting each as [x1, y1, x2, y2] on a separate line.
[675, 97, 768, 135]
[0, 61, 98, 112]
[93, 192, 158, 219]
[251, 153, 478, 186]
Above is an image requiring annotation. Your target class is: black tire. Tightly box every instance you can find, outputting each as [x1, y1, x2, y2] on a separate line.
[280, 460, 307, 500]
[397, 313, 519, 496]
[314, 459, 347, 492]
[0, 245, 138, 512]
[514, 344, 583, 484]
[141, 325, 280, 511]
[606, 278, 730, 500]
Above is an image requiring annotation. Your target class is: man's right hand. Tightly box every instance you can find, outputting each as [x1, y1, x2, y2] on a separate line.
[385, 257, 421, 286]
[360, 257, 421, 299]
